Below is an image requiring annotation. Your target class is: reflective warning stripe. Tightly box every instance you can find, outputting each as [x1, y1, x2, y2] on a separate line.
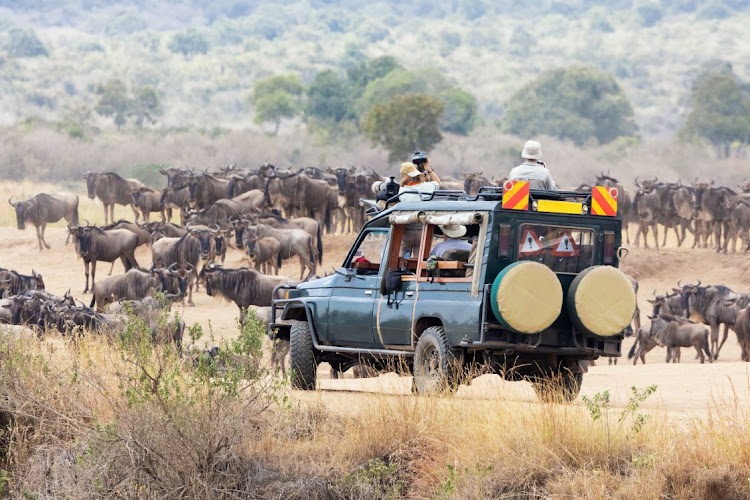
[591, 186, 618, 216]
[502, 181, 529, 210]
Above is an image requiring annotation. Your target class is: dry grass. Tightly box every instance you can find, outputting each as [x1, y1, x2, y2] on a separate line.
[0, 322, 748, 499]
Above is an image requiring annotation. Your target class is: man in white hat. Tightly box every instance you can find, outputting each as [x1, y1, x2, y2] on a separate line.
[508, 140, 557, 190]
[430, 224, 471, 258]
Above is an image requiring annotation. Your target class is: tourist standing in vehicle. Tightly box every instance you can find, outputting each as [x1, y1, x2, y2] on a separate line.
[508, 140, 557, 190]
[398, 161, 441, 203]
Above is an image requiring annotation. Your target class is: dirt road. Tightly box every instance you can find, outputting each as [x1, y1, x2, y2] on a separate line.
[2, 224, 749, 416]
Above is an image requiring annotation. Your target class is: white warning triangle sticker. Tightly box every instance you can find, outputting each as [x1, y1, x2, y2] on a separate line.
[519, 228, 543, 256]
[551, 231, 580, 256]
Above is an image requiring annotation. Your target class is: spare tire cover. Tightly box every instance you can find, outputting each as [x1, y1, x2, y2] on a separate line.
[490, 261, 563, 334]
[568, 266, 636, 337]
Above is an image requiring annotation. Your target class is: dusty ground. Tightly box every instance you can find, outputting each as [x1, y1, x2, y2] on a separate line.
[2, 217, 749, 417]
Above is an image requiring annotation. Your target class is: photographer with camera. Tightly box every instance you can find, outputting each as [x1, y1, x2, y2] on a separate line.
[398, 151, 441, 203]
[508, 140, 557, 191]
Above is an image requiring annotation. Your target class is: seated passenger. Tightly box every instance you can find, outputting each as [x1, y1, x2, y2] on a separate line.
[430, 224, 472, 258]
[508, 140, 557, 191]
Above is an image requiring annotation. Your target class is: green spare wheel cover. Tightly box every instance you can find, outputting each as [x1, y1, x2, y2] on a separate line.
[490, 261, 563, 334]
[567, 266, 636, 337]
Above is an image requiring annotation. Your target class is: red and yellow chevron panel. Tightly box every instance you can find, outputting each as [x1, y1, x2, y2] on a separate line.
[502, 180, 529, 211]
[591, 186, 618, 216]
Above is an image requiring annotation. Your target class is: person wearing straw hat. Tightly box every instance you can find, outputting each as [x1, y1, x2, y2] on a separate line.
[508, 140, 557, 191]
[398, 161, 441, 203]
[430, 224, 472, 258]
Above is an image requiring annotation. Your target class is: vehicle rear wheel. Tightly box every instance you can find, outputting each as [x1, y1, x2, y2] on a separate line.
[290, 321, 317, 390]
[412, 326, 460, 395]
[530, 370, 582, 403]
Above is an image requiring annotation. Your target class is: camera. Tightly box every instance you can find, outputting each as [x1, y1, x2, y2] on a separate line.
[375, 176, 400, 202]
[411, 150, 428, 170]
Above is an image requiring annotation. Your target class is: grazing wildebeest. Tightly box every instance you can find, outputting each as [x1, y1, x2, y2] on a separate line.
[89, 266, 189, 312]
[250, 224, 316, 279]
[653, 313, 712, 364]
[0, 269, 45, 297]
[256, 211, 322, 264]
[83, 171, 140, 225]
[680, 282, 741, 359]
[151, 233, 200, 306]
[160, 187, 190, 225]
[185, 172, 231, 210]
[243, 227, 281, 274]
[734, 308, 750, 362]
[70, 225, 140, 294]
[9, 192, 80, 250]
[132, 187, 165, 222]
[200, 265, 297, 321]
[633, 177, 661, 249]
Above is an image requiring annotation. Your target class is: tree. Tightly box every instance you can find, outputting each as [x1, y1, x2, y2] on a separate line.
[168, 30, 209, 59]
[95, 79, 132, 131]
[132, 87, 163, 127]
[439, 88, 478, 135]
[681, 68, 750, 158]
[305, 70, 352, 124]
[347, 56, 403, 94]
[251, 74, 303, 135]
[501, 66, 637, 146]
[6, 27, 47, 58]
[363, 94, 444, 163]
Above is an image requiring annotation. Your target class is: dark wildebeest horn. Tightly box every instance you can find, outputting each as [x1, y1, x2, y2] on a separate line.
[634, 176, 642, 188]
[710, 179, 715, 186]
[186, 263, 195, 273]
[168, 263, 179, 274]
[8, 196, 16, 207]
[677, 279, 682, 288]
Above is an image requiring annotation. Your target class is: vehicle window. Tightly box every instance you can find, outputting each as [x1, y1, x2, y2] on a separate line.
[346, 231, 388, 275]
[517, 224, 594, 274]
[417, 224, 478, 281]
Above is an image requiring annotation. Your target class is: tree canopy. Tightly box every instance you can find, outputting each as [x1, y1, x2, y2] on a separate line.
[251, 74, 303, 135]
[681, 64, 750, 158]
[501, 66, 638, 146]
[168, 30, 209, 58]
[363, 93, 444, 163]
[94, 80, 163, 131]
[305, 70, 352, 125]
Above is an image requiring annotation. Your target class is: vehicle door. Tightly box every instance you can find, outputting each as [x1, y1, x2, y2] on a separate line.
[326, 228, 389, 347]
[374, 223, 420, 347]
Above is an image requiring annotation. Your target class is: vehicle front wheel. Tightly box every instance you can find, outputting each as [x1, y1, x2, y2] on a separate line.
[530, 370, 582, 403]
[412, 326, 460, 395]
[290, 321, 317, 390]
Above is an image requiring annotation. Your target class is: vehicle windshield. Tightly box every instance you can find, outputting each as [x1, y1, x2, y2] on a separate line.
[517, 224, 594, 274]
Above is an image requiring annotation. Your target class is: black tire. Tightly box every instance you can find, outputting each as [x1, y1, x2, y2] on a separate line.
[531, 370, 583, 404]
[412, 326, 460, 395]
[290, 321, 317, 390]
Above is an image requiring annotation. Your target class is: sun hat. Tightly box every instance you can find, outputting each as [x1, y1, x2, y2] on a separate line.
[400, 162, 421, 178]
[521, 140, 543, 160]
[439, 224, 467, 238]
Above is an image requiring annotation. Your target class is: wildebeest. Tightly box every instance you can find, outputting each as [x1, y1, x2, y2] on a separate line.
[627, 324, 661, 365]
[185, 172, 231, 210]
[151, 233, 200, 306]
[107, 296, 185, 351]
[200, 265, 298, 321]
[83, 171, 140, 225]
[680, 282, 742, 359]
[160, 187, 190, 225]
[102, 220, 150, 248]
[133, 187, 165, 222]
[462, 171, 490, 196]
[633, 178, 661, 249]
[227, 172, 265, 198]
[186, 224, 221, 267]
[243, 228, 281, 274]
[9, 192, 80, 250]
[734, 308, 750, 362]
[692, 179, 733, 251]
[0, 268, 45, 297]
[144, 221, 187, 239]
[266, 172, 332, 232]
[70, 225, 140, 294]
[250, 211, 322, 264]
[160, 166, 191, 190]
[723, 200, 750, 253]
[653, 313, 712, 364]
[89, 266, 189, 312]
[250, 224, 316, 279]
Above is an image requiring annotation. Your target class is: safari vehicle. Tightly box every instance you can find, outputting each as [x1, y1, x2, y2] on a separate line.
[269, 183, 636, 401]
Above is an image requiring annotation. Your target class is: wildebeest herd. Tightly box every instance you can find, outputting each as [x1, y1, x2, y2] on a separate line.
[4, 163, 750, 370]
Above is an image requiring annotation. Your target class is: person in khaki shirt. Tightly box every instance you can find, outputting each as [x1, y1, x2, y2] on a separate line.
[508, 140, 557, 191]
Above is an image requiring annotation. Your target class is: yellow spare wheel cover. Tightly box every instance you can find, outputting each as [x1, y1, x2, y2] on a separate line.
[567, 266, 636, 337]
[491, 261, 563, 334]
